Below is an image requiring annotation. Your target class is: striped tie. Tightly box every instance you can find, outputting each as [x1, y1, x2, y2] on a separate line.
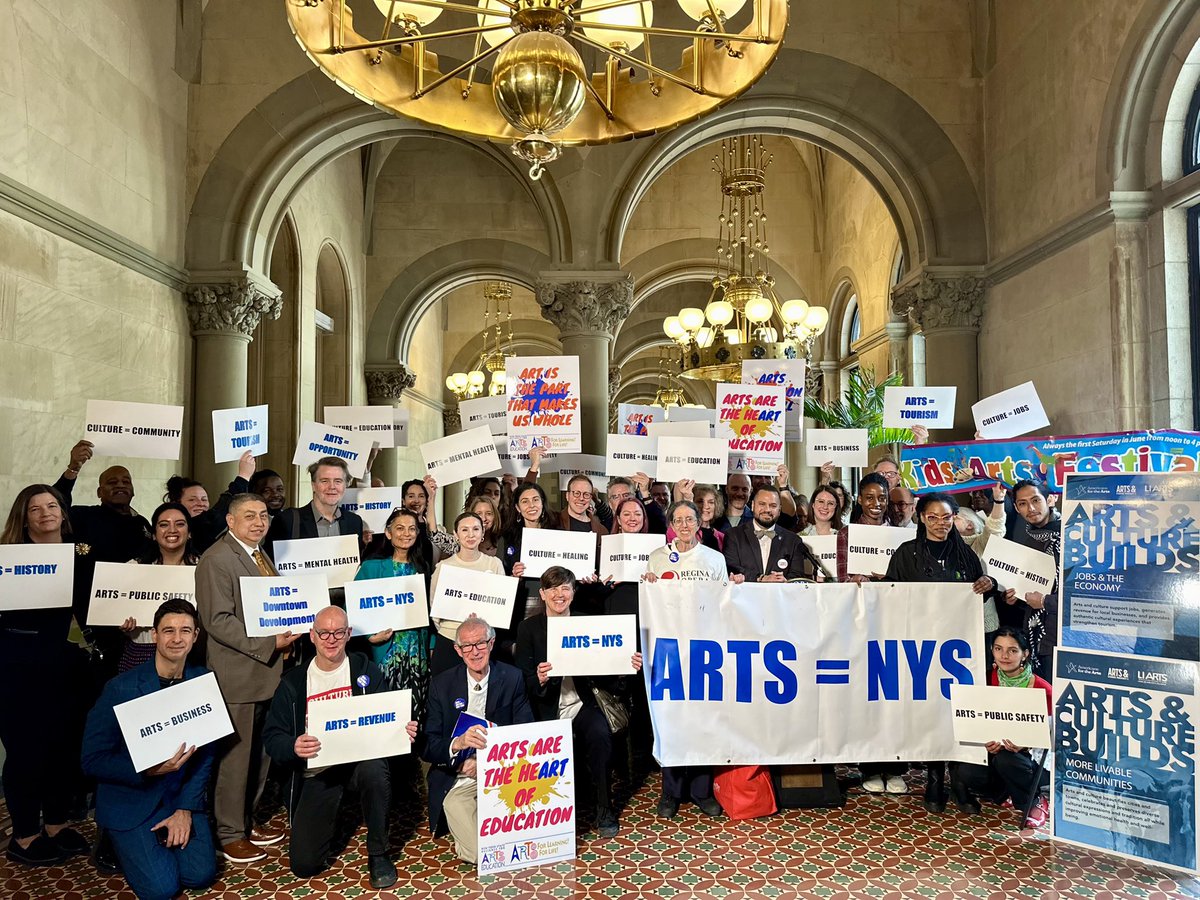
[252, 549, 277, 577]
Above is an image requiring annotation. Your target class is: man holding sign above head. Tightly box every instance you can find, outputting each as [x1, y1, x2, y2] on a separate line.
[81, 599, 218, 900]
[196, 493, 302, 864]
[262, 606, 407, 889]
[54, 440, 153, 565]
[422, 617, 533, 864]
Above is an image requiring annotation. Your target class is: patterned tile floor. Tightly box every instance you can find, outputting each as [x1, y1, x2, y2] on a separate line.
[4, 769, 1199, 900]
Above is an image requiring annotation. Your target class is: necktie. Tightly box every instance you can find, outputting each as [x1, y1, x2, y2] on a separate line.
[252, 549, 277, 577]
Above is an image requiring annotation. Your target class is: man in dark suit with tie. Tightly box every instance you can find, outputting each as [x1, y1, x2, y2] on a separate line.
[422, 617, 533, 864]
[196, 494, 302, 864]
[723, 485, 817, 582]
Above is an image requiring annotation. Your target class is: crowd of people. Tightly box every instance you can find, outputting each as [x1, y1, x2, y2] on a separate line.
[0, 434, 1061, 898]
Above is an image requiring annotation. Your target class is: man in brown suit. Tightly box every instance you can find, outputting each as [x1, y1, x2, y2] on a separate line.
[196, 493, 302, 863]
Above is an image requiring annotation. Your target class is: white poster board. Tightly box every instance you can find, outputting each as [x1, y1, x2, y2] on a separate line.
[656, 436, 730, 484]
[113, 672, 234, 772]
[307, 690, 413, 768]
[716, 383, 787, 475]
[292, 421, 373, 480]
[645, 420, 710, 440]
[324, 405, 395, 449]
[844, 524, 911, 577]
[344, 574, 429, 636]
[505, 356, 582, 453]
[273, 534, 361, 590]
[239, 574, 328, 636]
[616, 403, 658, 435]
[800, 534, 838, 578]
[339, 487, 408, 533]
[85, 400, 184, 460]
[743, 358, 806, 441]
[804, 428, 869, 468]
[554, 454, 608, 492]
[546, 614, 638, 676]
[599, 533, 665, 582]
[429, 566, 520, 625]
[0, 543, 75, 611]
[979, 536, 1058, 599]
[520, 529, 597, 579]
[950, 684, 1050, 749]
[882, 387, 957, 430]
[393, 408, 409, 448]
[972, 381, 1050, 439]
[459, 395, 510, 436]
[212, 404, 269, 462]
[87, 562, 197, 626]
[421, 426, 503, 486]
[605, 434, 657, 478]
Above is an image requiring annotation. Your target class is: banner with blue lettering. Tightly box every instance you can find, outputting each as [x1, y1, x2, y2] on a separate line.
[899, 430, 1200, 496]
[1060, 472, 1200, 661]
[1052, 649, 1198, 872]
[638, 581, 986, 766]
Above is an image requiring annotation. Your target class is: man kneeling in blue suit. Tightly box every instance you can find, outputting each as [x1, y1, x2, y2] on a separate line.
[82, 598, 217, 900]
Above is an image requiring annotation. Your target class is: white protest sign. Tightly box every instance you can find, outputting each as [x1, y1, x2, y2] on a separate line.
[478, 719, 575, 875]
[212, 404, 269, 463]
[844, 524, 912, 577]
[505, 356, 582, 453]
[429, 566, 520, 625]
[393, 408, 409, 448]
[521, 529, 597, 579]
[87, 563, 197, 626]
[599, 533, 666, 582]
[971, 381, 1050, 439]
[546, 614, 638, 676]
[555, 455, 607, 492]
[800, 534, 838, 578]
[324, 405, 395, 449]
[646, 420, 710, 440]
[273, 534, 360, 590]
[666, 406, 716, 431]
[487, 438, 537, 478]
[344, 574, 429, 635]
[804, 428, 869, 468]
[459, 395, 510, 436]
[656, 436, 730, 485]
[114, 672, 234, 772]
[980, 536, 1058, 599]
[307, 689, 413, 768]
[421, 426, 503, 487]
[292, 421, 373, 480]
[605, 434, 657, 478]
[883, 387, 958, 430]
[85, 400, 184, 460]
[717, 383, 786, 475]
[0, 544, 75, 611]
[743, 358, 806, 441]
[617, 403, 658, 435]
[240, 574, 327, 636]
[340, 487, 408, 533]
[950, 684, 1050, 749]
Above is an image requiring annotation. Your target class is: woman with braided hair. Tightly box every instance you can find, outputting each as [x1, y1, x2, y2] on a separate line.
[884, 492, 1009, 814]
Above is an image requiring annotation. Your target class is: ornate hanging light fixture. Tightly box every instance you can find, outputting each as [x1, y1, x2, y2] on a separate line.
[661, 135, 829, 381]
[287, 0, 787, 180]
[445, 281, 515, 401]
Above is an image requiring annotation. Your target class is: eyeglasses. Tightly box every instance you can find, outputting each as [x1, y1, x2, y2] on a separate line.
[568, 490, 592, 499]
[671, 516, 698, 526]
[924, 515, 954, 525]
[456, 639, 493, 652]
[314, 628, 349, 641]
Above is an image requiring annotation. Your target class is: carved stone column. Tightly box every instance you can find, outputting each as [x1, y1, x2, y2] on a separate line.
[1109, 194, 1153, 430]
[608, 365, 622, 432]
[536, 272, 634, 454]
[186, 271, 282, 491]
[365, 363, 416, 487]
[884, 319, 911, 383]
[892, 272, 985, 437]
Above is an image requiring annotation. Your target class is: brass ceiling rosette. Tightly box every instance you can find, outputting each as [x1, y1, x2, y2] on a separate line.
[286, 0, 788, 179]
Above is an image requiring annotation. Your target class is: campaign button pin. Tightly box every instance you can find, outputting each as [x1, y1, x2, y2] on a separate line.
[454, 697, 466, 710]
[777, 558, 788, 569]
[668, 551, 679, 563]
[356, 674, 370, 688]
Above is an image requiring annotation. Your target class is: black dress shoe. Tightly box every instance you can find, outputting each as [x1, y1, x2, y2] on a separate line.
[369, 854, 398, 890]
[7, 835, 67, 867]
[49, 827, 90, 857]
[695, 796, 723, 817]
[93, 831, 122, 875]
[656, 795, 680, 819]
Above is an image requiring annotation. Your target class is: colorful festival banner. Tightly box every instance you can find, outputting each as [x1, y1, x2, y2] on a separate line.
[639, 581, 986, 766]
[898, 430, 1200, 496]
[1053, 648, 1198, 872]
[1059, 472, 1200, 662]
[716, 382, 786, 474]
[505, 356, 581, 453]
[743, 359, 805, 441]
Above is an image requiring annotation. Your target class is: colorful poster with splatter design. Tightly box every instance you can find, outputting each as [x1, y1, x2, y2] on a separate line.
[476, 719, 575, 875]
[716, 382, 787, 474]
[505, 356, 582, 453]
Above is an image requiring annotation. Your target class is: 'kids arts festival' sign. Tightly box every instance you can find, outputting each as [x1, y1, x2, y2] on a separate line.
[506, 356, 581, 454]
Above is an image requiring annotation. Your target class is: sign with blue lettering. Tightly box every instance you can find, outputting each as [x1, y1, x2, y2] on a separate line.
[292, 420, 373, 479]
[87, 562, 196, 626]
[638, 581, 985, 766]
[0, 543, 75, 611]
[113, 671, 233, 772]
[344, 574, 428, 635]
[211, 404, 269, 463]
[308, 688, 412, 768]
[882, 386, 957, 430]
[1052, 648, 1198, 872]
[546, 614, 637, 677]
[1060, 472, 1200, 661]
[239, 574, 328, 637]
[340, 486, 408, 533]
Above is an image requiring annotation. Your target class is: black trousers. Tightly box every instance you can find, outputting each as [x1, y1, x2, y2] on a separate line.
[289, 759, 391, 877]
[572, 706, 613, 812]
[661, 766, 713, 802]
[953, 750, 1047, 810]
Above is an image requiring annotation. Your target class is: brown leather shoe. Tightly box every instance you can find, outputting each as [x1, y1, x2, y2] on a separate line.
[221, 840, 267, 863]
[248, 826, 285, 847]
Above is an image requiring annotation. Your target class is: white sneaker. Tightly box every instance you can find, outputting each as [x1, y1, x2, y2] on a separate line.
[885, 775, 908, 795]
[862, 775, 886, 793]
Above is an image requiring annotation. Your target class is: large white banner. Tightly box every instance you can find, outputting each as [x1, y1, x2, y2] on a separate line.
[639, 581, 986, 766]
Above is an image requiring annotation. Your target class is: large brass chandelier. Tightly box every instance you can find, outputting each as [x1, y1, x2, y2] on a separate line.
[445, 281, 514, 401]
[286, 0, 787, 179]
[662, 135, 829, 381]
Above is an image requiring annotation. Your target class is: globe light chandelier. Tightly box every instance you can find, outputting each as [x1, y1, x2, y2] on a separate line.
[652, 347, 686, 408]
[445, 281, 515, 401]
[287, 0, 787, 179]
[662, 135, 829, 382]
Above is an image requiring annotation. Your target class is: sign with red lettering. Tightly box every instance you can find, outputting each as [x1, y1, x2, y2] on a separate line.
[616, 403, 659, 435]
[505, 356, 582, 453]
[716, 382, 787, 474]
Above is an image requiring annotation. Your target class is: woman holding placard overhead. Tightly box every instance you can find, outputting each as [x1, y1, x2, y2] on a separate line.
[356, 508, 434, 719]
[0, 485, 94, 866]
[429, 511, 507, 675]
[883, 492, 1008, 814]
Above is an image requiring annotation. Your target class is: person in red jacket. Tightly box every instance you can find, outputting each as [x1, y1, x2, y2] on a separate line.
[950, 626, 1052, 828]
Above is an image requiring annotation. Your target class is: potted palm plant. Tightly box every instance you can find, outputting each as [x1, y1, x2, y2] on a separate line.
[803, 367, 913, 453]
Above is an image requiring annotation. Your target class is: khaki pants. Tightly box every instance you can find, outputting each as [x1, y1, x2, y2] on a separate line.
[214, 700, 270, 847]
[442, 778, 478, 864]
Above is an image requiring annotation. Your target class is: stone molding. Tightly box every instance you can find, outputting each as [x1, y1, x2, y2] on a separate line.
[535, 272, 634, 337]
[365, 363, 417, 402]
[892, 272, 986, 331]
[186, 272, 283, 337]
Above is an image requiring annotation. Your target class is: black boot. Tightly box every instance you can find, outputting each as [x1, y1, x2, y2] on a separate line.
[950, 766, 981, 815]
[923, 762, 947, 814]
[595, 777, 619, 838]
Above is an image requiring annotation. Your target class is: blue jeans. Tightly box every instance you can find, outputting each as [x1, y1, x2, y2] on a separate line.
[108, 810, 217, 900]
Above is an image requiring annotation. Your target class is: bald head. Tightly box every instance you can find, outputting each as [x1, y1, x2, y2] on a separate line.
[310, 605, 350, 669]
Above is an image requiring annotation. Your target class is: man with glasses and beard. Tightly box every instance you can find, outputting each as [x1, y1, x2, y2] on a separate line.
[422, 617, 533, 864]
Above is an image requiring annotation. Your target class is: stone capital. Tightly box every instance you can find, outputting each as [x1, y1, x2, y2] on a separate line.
[891, 271, 986, 332]
[443, 408, 461, 433]
[365, 363, 417, 403]
[186, 270, 283, 337]
[535, 271, 633, 338]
